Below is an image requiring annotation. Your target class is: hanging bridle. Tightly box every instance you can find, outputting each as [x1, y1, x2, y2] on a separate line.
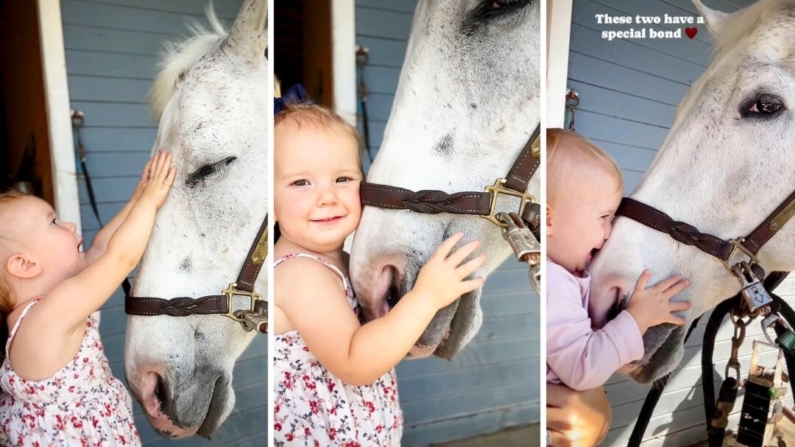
[359, 125, 542, 290]
[124, 215, 269, 333]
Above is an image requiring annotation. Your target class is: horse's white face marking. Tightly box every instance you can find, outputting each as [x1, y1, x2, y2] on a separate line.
[350, 0, 541, 359]
[589, 0, 795, 383]
[124, 0, 268, 437]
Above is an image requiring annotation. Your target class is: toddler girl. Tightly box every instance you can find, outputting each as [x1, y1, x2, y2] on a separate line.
[0, 152, 175, 446]
[273, 98, 486, 446]
[545, 129, 691, 391]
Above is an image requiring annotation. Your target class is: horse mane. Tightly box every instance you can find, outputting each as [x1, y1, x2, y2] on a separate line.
[713, 0, 795, 53]
[148, 5, 228, 120]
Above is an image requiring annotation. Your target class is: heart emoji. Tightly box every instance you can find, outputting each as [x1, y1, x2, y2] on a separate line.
[685, 27, 697, 39]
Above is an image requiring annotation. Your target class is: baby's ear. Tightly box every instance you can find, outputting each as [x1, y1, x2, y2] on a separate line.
[6, 254, 41, 279]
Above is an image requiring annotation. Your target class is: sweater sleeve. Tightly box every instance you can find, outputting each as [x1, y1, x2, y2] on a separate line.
[546, 264, 644, 390]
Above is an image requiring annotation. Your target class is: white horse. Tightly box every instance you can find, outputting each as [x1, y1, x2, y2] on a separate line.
[589, 0, 795, 383]
[350, 0, 541, 359]
[124, 0, 267, 438]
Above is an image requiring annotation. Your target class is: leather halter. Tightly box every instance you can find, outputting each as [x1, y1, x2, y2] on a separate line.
[617, 190, 795, 275]
[125, 215, 269, 333]
[360, 125, 541, 229]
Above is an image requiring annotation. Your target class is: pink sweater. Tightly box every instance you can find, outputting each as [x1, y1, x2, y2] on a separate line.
[546, 258, 644, 390]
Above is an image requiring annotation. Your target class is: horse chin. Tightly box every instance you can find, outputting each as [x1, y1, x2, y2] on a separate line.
[628, 324, 685, 384]
[408, 288, 483, 359]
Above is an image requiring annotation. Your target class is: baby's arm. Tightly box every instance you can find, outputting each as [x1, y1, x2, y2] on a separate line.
[37, 152, 176, 332]
[547, 274, 644, 391]
[279, 234, 485, 386]
[86, 156, 156, 262]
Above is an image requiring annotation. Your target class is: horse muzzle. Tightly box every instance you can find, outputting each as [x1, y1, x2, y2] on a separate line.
[352, 252, 482, 359]
[130, 366, 232, 439]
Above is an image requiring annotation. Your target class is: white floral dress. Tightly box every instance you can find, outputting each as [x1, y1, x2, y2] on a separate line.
[0, 299, 140, 446]
[274, 253, 403, 446]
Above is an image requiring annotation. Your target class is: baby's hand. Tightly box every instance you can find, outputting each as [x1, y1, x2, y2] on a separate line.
[413, 233, 486, 311]
[139, 151, 176, 208]
[626, 270, 691, 335]
[131, 155, 155, 202]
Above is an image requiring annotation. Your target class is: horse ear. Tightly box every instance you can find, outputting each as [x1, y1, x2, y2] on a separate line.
[692, 0, 729, 36]
[224, 0, 267, 62]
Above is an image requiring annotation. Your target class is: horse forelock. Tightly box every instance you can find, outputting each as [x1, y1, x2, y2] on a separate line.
[148, 6, 227, 121]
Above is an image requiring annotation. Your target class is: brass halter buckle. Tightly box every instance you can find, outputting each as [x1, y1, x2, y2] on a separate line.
[222, 283, 264, 323]
[482, 178, 536, 228]
[726, 237, 760, 270]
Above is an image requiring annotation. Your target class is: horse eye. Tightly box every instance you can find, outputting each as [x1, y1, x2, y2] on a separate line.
[742, 94, 785, 118]
[186, 156, 236, 188]
[490, 0, 522, 9]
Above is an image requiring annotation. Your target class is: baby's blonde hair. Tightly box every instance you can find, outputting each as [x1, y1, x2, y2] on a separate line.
[275, 103, 364, 173]
[0, 191, 26, 360]
[547, 128, 622, 205]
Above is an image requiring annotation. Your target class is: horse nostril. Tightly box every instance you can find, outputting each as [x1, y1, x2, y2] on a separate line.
[154, 375, 167, 407]
[385, 266, 402, 309]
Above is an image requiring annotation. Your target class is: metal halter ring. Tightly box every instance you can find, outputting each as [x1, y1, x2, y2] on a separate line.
[222, 283, 264, 323]
[482, 179, 537, 228]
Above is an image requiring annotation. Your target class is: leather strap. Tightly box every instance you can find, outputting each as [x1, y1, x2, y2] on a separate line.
[504, 125, 541, 192]
[125, 215, 268, 317]
[617, 198, 733, 261]
[236, 215, 269, 292]
[360, 185, 491, 214]
[125, 294, 228, 316]
[618, 192, 795, 262]
[743, 189, 795, 255]
[360, 124, 541, 216]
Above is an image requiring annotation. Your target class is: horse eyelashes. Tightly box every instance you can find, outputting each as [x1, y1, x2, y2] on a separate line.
[186, 156, 237, 187]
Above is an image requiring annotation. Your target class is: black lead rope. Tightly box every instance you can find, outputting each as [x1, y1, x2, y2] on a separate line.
[701, 298, 736, 447]
[629, 273, 795, 447]
[72, 114, 103, 227]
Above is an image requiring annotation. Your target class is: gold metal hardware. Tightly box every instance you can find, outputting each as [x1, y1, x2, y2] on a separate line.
[481, 179, 537, 228]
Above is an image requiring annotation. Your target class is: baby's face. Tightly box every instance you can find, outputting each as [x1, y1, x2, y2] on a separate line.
[3, 196, 87, 283]
[274, 119, 363, 253]
[548, 170, 622, 275]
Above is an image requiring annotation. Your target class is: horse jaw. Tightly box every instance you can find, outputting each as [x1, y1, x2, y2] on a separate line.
[125, 0, 267, 437]
[350, 0, 540, 358]
[589, 0, 795, 383]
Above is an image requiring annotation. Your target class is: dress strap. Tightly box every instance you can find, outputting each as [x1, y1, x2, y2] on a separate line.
[5, 298, 41, 357]
[275, 253, 350, 290]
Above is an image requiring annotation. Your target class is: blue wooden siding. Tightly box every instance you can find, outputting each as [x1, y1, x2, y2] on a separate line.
[60, 1, 266, 446]
[564, 0, 795, 445]
[355, 2, 541, 446]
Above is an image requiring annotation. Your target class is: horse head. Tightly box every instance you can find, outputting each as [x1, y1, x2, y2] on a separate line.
[589, 0, 795, 383]
[124, 0, 267, 438]
[350, 0, 540, 359]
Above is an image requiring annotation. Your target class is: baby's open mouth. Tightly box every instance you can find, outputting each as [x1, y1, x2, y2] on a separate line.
[585, 249, 598, 268]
